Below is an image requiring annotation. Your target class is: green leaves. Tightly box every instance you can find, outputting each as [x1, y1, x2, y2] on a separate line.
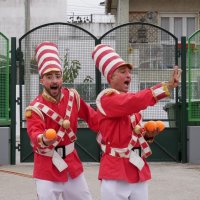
[63, 60, 81, 83]
[63, 51, 81, 83]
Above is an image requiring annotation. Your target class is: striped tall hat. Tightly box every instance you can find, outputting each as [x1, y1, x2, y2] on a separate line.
[92, 44, 132, 81]
[35, 41, 62, 77]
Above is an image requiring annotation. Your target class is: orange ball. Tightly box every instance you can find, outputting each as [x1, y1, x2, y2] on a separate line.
[155, 121, 165, 132]
[144, 121, 157, 132]
[44, 129, 57, 140]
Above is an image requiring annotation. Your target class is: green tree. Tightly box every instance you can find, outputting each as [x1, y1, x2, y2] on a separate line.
[63, 49, 81, 83]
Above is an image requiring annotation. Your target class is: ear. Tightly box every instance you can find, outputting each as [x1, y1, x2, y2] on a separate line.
[108, 73, 113, 82]
[40, 78, 43, 85]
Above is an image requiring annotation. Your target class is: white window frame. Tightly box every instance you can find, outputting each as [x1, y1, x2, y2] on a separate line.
[159, 12, 198, 41]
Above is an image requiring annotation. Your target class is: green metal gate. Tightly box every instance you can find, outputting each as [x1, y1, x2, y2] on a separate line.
[0, 33, 9, 126]
[18, 22, 182, 163]
[188, 30, 200, 122]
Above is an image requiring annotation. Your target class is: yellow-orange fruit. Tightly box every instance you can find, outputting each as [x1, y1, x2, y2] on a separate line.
[144, 121, 157, 132]
[44, 129, 57, 140]
[156, 121, 165, 132]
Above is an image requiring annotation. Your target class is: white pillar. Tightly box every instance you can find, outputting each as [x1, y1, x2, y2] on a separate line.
[115, 0, 130, 64]
[117, 0, 129, 25]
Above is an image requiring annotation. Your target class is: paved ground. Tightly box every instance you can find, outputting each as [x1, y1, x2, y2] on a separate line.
[0, 162, 200, 200]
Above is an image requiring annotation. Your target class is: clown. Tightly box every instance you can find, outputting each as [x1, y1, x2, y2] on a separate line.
[25, 41, 98, 200]
[92, 44, 181, 200]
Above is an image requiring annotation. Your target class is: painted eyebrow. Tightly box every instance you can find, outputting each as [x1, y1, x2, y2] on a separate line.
[118, 68, 129, 71]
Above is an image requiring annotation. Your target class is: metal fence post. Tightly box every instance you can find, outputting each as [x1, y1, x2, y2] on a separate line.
[10, 37, 17, 165]
[95, 39, 102, 97]
[181, 36, 187, 163]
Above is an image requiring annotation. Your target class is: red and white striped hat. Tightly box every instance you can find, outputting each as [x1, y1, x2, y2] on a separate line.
[92, 44, 132, 81]
[35, 41, 62, 77]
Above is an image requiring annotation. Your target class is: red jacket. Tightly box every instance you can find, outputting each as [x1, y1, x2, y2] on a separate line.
[26, 87, 98, 182]
[96, 85, 169, 183]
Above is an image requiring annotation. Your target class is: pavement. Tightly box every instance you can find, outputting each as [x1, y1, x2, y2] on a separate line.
[0, 161, 200, 200]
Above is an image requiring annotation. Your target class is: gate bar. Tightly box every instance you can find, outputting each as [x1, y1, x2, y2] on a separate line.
[10, 37, 17, 165]
[95, 40, 102, 97]
[181, 36, 187, 163]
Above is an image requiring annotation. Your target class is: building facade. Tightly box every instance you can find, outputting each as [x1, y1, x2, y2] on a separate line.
[105, 0, 200, 40]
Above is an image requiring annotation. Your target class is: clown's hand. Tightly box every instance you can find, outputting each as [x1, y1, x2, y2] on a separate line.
[145, 129, 160, 137]
[144, 130, 159, 144]
[167, 65, 182, 90]
[42, 129, 57, 146]
[143, 121, 166, 143]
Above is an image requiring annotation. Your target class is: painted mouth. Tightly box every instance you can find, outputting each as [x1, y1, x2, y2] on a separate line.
[50, 85, 59, 90]
[124, 80, 130, 87]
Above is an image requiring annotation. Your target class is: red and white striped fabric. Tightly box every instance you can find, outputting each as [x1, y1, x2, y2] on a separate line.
[96, 89, 152, 159]
[32, 89, 76, 158]
[33, 90, 76, 147]
[96, 113, 151, 170]
[150, 82, 170, 101]
[129, 114, 152, 158]
[96, 113, 151, 155]
[92, 44, 132, 81]
[35, 41, 62, 77]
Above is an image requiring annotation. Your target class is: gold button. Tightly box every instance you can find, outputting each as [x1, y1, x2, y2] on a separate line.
[25, 110, 32, 118]
[62, 119, 70, 129]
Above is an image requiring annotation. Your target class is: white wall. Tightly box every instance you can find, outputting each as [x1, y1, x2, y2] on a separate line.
[0, 0, 67, 41]
[0, 0, 25, 39]
[79, 23, 114, 37]
[30, 0, 67, 29]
